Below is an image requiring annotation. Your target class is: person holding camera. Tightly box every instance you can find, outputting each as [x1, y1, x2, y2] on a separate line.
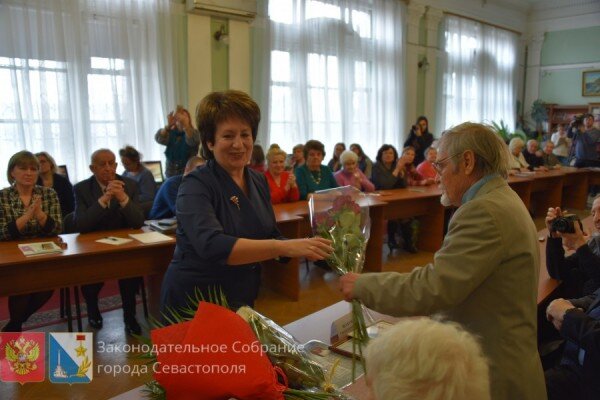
[546, 197, 600, 299]
[404, 116, 434, 166]
[155, 106, 201, 178]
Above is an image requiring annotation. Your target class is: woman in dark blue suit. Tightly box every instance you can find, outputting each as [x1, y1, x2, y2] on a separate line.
[160, 91, 332, 314]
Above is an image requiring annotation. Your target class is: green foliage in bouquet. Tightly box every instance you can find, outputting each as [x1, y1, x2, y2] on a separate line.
[313, 194, 368, 275]
[310, 189, 371, 381]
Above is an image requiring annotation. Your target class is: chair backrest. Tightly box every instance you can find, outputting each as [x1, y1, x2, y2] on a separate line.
[57, 165, 69, 181]
[62, 212, 78, 234]
[142, 161, 164, 183]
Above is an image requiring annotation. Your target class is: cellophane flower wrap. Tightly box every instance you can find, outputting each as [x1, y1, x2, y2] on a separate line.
[309, 186, 371, 380]
[237, 307, 352, 399]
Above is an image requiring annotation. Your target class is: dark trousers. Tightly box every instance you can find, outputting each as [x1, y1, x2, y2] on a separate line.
[2, 291, 54, 331]
[81, 277, 142, 320]
[545, 364, 582, 400]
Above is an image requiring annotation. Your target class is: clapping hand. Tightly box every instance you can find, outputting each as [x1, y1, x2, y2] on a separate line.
[286, 173, 297, 190]
[166, 111, 176, 130]
[25, 195, 42, 220]
[175, 109, 191, 130]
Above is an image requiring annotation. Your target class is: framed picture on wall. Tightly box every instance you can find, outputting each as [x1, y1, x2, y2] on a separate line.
[582, 70, 600, 96]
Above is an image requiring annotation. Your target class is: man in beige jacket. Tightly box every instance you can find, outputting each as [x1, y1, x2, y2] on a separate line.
[340, 122, 546, 400]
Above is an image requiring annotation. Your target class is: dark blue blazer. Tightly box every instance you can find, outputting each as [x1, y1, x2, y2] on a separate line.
[160, 160, 281, 313]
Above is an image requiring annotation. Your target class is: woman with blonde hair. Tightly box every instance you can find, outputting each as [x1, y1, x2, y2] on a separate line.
[265, 144, 299, 204]
[35, 151, 74, 218]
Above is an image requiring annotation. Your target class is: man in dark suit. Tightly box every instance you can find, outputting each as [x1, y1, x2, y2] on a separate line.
[74, 149, 145, 335]
[545, 289, 600, 400]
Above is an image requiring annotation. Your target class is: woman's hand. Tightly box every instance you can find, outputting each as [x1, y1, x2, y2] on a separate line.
[176, 110, 191, 130]
[277, 237, 333, 261]
[166, 111, 176, 130]
[286, 173, 297, 190]
[31, 195, 44, 219]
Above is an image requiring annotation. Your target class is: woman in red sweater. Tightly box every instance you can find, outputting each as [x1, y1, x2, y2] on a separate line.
[265, 145, 300, 204]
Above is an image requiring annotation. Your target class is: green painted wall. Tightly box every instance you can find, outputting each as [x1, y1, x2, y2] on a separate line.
[541, 26, 600, 66]
[539, 26, 600, 104]
[211, 18, 229, 91]
[540, 69, 600, 103]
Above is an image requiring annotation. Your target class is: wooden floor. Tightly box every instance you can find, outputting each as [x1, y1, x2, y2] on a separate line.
[0, 210, 587, 400]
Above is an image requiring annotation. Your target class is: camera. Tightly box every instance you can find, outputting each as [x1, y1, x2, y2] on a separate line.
[550, 215, 583, 234]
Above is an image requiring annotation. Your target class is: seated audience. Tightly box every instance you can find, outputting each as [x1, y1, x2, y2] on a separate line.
[508, 137, 530, 171]
[73, 149, 145, 335]
[542, 141, 561, 168]
[400, 146, 435, 186]
[551, 124, 572, 165]
[295, 140, 338, 200]
[1, 151, 61, 332]
[416, 146, 438, 180]
[371, 144, 418, 253]
[35, 151, 74, 218]
[371, 144, 406, 191]
[404, 115, 434, 166]
[249, 144, 266, 173]
[334, 150, 375, 192]
[350, 143, 373, 179]
[365, 318, 491, 400]
[286, 144, 305, 171]
[148, 156, 205, 220]
[327, 142, 345, 173]
[545, 290, 600, 400]
[546, 199, 600, 298]
[120, 146, 157, 215]
[264, 144, 299, 204]
[155, 106, 200, 177]
[523, 139, 547, 170]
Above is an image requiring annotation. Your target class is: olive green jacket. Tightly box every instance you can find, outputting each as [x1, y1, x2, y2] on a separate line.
[355, 176, 546, 400]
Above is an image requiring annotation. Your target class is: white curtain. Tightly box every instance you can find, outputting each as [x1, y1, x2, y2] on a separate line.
[0, 0, 186, 188]
[439, 15, 519, 132]
[252, 0, 405, 160]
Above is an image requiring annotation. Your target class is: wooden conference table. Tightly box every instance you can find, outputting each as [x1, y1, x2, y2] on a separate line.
[0, 168, 596, 306]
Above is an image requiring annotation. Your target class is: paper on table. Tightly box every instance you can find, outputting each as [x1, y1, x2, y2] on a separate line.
[96, 236, 133, 246]
[129, 231, 174, 244]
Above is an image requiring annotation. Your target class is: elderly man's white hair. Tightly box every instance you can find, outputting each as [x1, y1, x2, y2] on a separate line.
[365, 318, 491, 400]
[439, 122, 511, 179]
[339, 150, 359, 165]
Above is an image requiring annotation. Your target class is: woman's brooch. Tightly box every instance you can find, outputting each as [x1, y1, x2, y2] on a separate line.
[230, 196, 240, 210]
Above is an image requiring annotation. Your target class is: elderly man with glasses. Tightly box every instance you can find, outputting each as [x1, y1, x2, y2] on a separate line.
[340, 122, 546, 400]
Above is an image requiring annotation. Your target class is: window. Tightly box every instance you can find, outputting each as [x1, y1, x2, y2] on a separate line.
[87, 57, 129, 151]
[260, 0, 404, 159]
[0, 0, 178, 188]
[440, 16, 518, 130]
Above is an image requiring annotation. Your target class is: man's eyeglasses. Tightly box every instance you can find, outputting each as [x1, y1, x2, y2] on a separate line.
[432, 152, 463, 174]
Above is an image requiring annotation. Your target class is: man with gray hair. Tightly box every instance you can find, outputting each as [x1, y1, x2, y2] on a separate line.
[365, 318, 491, 400]
[340, 122, 546, 399]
